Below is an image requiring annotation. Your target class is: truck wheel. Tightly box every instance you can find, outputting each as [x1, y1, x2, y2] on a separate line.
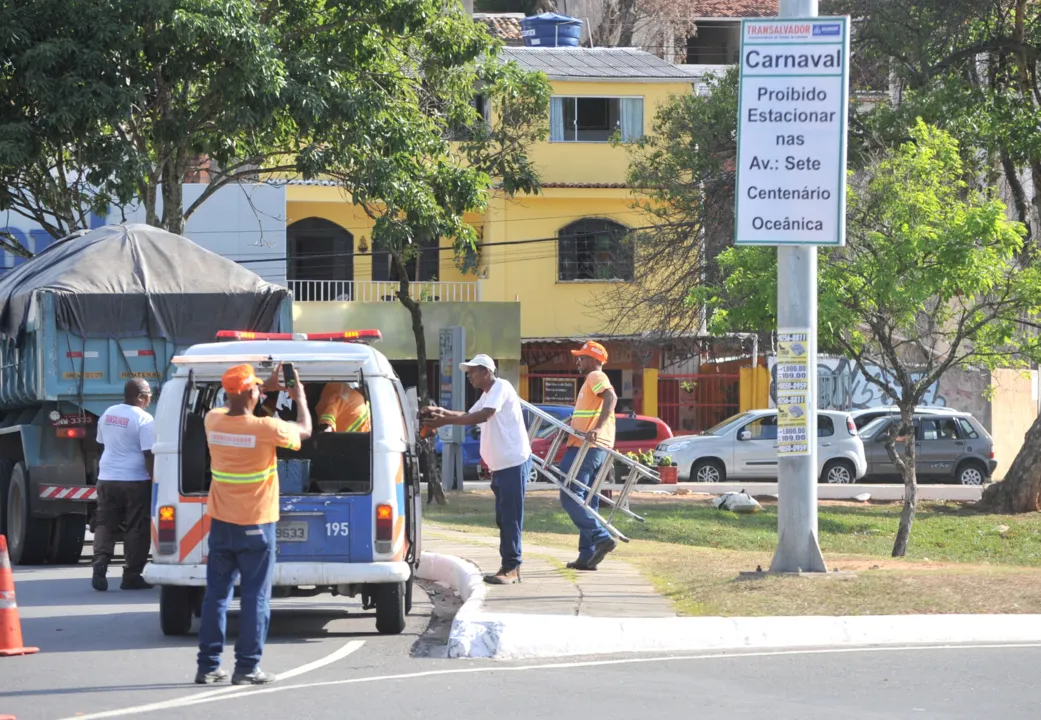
[48, 515, 87, 565]
[7, 463, 52, 565]
[374, 582, 406, 635]
[160, 586, 196, 636]
[405, 576, 414, 615]
[0, 459, 15, 538]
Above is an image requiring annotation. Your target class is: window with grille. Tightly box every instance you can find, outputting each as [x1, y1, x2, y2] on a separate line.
[557, 219, 634, 282]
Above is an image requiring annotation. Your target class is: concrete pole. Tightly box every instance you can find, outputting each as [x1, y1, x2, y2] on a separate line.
[769, 0, 828, 574]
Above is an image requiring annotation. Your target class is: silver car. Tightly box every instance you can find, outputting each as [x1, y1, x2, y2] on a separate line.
[653, 409, 867, 484]
[857, 412, 997, 485]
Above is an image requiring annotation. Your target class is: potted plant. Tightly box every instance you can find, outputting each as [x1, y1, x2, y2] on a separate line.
[656, 455, 678, 484]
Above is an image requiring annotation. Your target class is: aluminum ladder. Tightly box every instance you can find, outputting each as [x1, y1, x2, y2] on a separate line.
[521, 400, 658, 543]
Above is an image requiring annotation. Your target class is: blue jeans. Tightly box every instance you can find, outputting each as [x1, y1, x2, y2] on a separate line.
[490, 459, 530, 571]
[197, 519, 276, 675]
[558, 446, 612, 561]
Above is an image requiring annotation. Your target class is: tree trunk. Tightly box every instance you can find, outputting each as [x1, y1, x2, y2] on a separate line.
[393, 251, 447, 506]
[981, 414, 1041, 513]
[615, 0, 639, 48]
[889, 407, 918, 557]
[161, 148, 186, 235]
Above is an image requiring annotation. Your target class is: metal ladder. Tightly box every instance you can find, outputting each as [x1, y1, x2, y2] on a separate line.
[521, 401, 658, 543]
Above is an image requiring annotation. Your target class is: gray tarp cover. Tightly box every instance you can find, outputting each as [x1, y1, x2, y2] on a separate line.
[0, 223, 290, 346]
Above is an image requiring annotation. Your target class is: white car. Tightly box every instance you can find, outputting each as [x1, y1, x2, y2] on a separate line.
[653, 409, 867, 484]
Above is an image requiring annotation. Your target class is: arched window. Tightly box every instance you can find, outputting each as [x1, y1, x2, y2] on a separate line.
[557, 218, 633, 282]
[287, 218, 354, 300]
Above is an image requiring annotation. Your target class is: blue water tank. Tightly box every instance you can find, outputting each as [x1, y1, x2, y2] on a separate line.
[521, 13, 583, 47]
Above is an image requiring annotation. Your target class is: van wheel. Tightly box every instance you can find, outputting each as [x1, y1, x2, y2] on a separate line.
[405, 576, 414, 615]
[821, 460, 856, 484]
[160, 586, 196, 636]
[47, 515, 86, 565]
[375, 582, 407, 635]
[7, 463, 52, 565]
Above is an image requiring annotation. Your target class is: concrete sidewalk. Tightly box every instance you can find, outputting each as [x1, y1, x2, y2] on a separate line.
[417, 524, 1041, 661]
[423, 524, 674, 618]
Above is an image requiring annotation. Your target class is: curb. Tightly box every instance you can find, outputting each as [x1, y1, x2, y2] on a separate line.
[417, 551, 1041, 660]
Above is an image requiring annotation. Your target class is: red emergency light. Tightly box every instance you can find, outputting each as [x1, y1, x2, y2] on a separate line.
[215, 329, 383, 344]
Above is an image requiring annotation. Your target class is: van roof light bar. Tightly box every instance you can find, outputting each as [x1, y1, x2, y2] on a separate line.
[215, 330, 383, 344]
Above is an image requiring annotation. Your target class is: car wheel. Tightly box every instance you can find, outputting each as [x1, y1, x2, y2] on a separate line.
[821, 460, 856, 484]
[691, 459, 725, 483]
[956, 462, 986, 486]
[527, 465, 539, 484]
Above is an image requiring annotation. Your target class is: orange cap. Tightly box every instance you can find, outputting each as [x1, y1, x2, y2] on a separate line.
[222, 364, 263, 395]
[571, 341, 608, 363]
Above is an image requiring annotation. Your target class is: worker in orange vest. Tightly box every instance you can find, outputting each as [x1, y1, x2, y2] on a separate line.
[195, 363, 312, 686]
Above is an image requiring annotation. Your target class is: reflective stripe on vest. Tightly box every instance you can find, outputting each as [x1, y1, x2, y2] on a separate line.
[211, 465, 277, 485]
[346, 406, 370, 432]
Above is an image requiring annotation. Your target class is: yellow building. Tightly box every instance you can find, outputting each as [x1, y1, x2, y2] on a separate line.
[286, 47, 750, 428]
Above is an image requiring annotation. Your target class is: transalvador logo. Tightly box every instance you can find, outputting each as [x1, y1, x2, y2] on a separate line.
[813, 23, 842, 36]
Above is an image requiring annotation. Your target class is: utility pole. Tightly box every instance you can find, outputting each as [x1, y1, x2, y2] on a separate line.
[734, 0, 849, 572]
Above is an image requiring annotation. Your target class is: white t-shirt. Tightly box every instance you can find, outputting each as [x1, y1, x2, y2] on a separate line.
[470, 378, 531, 473]
[96, 404, 156, 481]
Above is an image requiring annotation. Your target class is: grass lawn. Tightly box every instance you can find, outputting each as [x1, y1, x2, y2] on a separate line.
[426, 489, 1041, 616]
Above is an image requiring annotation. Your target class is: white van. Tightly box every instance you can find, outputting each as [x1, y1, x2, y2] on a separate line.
[142, 330, 422, 636]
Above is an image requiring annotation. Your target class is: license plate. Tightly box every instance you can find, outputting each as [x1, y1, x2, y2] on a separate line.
[276, 521, 308, 543]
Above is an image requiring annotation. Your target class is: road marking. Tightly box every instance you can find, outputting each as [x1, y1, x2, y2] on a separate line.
[58, 642, 1041, 718]
[59, 640, 365, 720]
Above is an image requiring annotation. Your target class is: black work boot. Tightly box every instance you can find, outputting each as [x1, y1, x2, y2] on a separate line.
[120, 575, 154, 590]
[91, 560, 109, 592]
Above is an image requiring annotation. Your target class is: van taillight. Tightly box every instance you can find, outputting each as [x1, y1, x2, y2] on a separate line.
[158, 506, 177, 555]
[375, 504, 393, 554]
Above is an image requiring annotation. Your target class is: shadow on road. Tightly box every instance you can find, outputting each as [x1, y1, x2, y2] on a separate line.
[18, 604, 401, 655]
[15, 576, 161, 607]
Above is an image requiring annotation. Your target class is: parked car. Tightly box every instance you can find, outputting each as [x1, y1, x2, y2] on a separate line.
[480, 412, 674, 483]
[438, 403, 573, 477]
[857, 412, 996, 485]
[849, 405, 963, 431]
[652, 409, 867, 484]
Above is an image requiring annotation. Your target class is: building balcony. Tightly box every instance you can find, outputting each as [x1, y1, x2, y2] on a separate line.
[288, 279, 481, 303]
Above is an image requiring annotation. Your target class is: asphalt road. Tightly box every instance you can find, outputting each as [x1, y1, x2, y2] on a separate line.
[3, 549, 1040, 720]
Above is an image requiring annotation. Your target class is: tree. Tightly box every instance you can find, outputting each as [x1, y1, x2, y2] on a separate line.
[316, 6, 550, 502]
[594, 66, 738, 343]
[824, 0, 1041, 511]
[698, 121, 1041, 556]
[0, 0, 485, 248]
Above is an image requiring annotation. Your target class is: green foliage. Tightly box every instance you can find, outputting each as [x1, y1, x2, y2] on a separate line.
[699, 121, 1041, 405]
[0, 0, 548, 257]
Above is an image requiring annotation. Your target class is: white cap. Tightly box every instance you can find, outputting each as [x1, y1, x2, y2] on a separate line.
[460, 354, 496, 373]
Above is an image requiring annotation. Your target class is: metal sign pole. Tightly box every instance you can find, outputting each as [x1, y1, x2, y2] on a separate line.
[438, 326, 467, 490]
[734, 0, 848, 572]
[773, 0, 823, 572]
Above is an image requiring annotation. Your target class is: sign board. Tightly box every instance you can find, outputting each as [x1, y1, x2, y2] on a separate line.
[438, 326, 466, 444]
[775, 329, 810, 456]
[543, 377, 578, 405]
[734, 17, 850, 246]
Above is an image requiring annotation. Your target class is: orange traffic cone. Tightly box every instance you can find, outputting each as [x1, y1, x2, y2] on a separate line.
[0, 535, 38, 657]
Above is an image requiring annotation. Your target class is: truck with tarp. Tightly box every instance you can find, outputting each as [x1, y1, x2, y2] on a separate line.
[0, 223, 291, 565]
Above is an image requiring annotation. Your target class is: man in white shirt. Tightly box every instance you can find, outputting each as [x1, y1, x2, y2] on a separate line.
[422, 354, 531, 585]
[92, 379, 156, 592]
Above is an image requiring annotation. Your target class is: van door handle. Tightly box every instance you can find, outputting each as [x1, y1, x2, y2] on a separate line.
[955, 441, 964, 446]
[821, 442, 832, 447]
